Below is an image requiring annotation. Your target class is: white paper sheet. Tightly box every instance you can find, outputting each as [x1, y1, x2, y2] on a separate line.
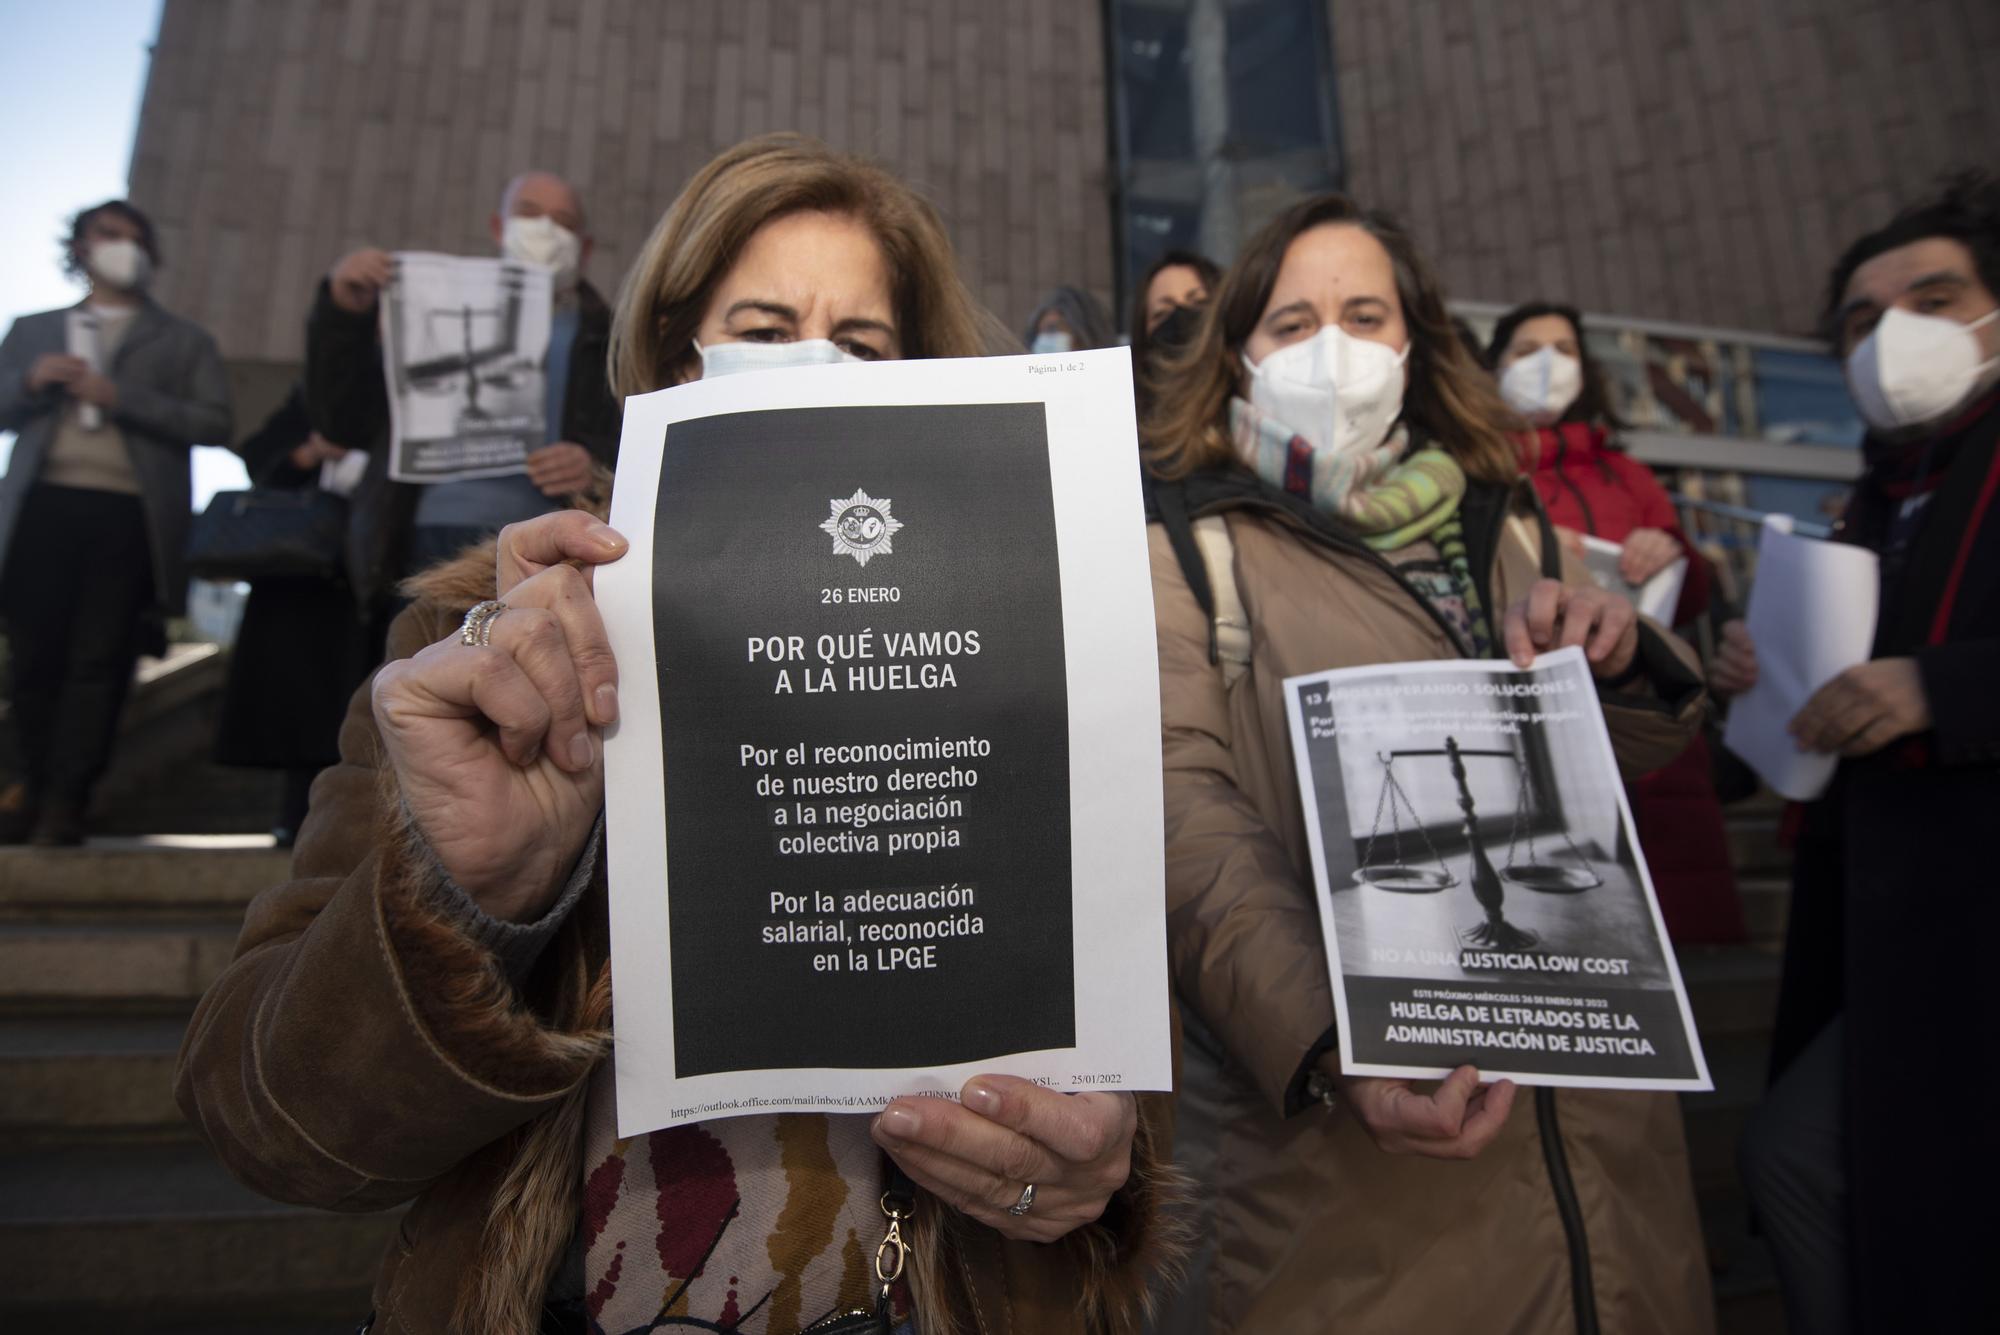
[1283, 648, 1711, 1091]
[380, 252, 552, 483]
[1721, 516, 1880, 801]
[64, 310, 104, 431]
[318, 449, 369, 497]
[594, 347, 1172, 1134]
[1579, 534, 1688, 625]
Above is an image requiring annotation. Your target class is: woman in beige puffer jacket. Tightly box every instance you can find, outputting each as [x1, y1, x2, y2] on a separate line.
[1142, 193, 1717, 1334]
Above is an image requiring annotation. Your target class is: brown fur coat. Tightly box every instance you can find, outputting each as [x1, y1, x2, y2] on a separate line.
[177, 531, 1186, 1335]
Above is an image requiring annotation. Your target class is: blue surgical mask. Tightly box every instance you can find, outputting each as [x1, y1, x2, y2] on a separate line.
[694, 338, 861, 379]
[1030, 330, 1074, 354]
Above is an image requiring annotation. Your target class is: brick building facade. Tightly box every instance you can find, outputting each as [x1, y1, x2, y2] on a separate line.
[128, 0, 2000, 420]
[1331, 0, 2000, 336]
[129, 0, 1117, 384]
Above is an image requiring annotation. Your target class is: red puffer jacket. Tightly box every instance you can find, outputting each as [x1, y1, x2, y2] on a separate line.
[1526, 422, 1746, 943]
[1527, 422, 1712, 625]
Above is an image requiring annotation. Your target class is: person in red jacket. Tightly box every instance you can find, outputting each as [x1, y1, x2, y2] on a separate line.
[1487, 302, 1747, 943]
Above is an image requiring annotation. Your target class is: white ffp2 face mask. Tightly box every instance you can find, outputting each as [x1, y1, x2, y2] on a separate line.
[1500, 346, 1584, 425]
[1846, 306, 2000, 433]
[1245, 323, 1409, 458]
[86, 238, 151, 292]
[1030, 329, 1074, 354]
[693, 338, 862, 379]
[501, 215, 583, 289]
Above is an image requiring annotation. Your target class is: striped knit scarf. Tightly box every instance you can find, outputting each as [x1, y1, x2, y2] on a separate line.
[1227, 398, 1466, 549]
[1228, 397, 1489, 650]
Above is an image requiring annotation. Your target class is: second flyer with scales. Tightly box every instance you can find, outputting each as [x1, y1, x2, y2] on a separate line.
[1285, 648, 1711, 1091]
[596, 348, 1172, 1135]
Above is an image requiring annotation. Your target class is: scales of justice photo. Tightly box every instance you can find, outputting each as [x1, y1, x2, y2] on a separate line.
[381, 254, 553, 478]
[1312, 665, 1674, 991]
[1354, 733, 1604, 952]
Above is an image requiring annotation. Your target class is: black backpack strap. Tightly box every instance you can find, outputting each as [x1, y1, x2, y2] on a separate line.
[1528, 487, 1564, 580]
[1152, 480, 1221, 665]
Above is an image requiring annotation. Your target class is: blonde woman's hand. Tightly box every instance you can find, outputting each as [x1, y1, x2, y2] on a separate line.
[1335, 1067, 1517, 1159]
[372, 512, 628, 921]
[871, 1075, 1137, 1244]
[1503, 578, 1639, 679]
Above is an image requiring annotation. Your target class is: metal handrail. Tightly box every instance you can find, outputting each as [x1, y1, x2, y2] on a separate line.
[1451, 298, 1829, 356]
[1675, 495, 1833, 539]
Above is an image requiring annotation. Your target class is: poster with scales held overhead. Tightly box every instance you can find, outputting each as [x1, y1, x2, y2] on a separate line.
[595, 347, 1172, 1135]
[380, 252, 553, 483]
[1284, 648, 1711, 1091]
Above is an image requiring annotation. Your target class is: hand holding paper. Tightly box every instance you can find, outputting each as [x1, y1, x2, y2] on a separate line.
[1334, 1065, 1517, 1160]
[1722, 516, 1881, 800]
[370, 511, 625, 920]
[1580, 532, 1688, 624]
[63, 312, 105, 430]
[1788, 656, 1930, 757]
[1502, 577, 1639, 676]
[873, 1075, 1137, 1243]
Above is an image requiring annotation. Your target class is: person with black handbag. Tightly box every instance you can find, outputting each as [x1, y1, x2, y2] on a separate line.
[0, 199, 232, 845]
[209, 385, 374, 845]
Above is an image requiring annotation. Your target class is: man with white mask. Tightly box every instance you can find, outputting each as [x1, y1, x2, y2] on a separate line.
[0, 199, 232, 844]
[307, 171, 621, 628]
[1740, 172, 2000, 1335]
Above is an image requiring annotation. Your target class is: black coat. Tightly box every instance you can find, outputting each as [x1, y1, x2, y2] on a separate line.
[1770, 389, 2000, 1331]
[213, 387, 374, 771]
[303, 276, 621, 609]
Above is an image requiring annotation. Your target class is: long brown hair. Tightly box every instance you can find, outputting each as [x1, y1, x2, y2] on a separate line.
[609, 134, 1009, 396]
[1142, 194, 1521, 485]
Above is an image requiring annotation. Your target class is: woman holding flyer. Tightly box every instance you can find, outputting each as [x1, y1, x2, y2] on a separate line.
[1485, 302, 1747, 944]
[1143, 196, 1714, 1331]
[177, 136, 1178, 1335]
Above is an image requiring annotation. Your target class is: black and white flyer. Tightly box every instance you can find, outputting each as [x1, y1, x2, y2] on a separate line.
[596, 348, 1171, 1132]
[1284, 648, 1710, 1090]
[381, 252, 552, 483]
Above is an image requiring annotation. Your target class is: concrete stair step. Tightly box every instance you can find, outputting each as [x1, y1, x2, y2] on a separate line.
[0, 1141, 395, 1311]
[89, 645, 281, 836]
[1680, 1029, 1770, 1199]
[1722, 787, 1787, 819]
[0, 1015, 190, 1139]
[1679, 945, 1782, 1037]
[0, 836, 286, 919]
[1736, 874, 1790, 948]
[1723, 815, 1793, 876]
[0, 917, 239, 1011]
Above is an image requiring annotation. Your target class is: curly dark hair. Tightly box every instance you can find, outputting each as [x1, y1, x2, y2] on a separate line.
[1483, 300, 1624, 430]
[1822, 170, 2000, 344]
[63, 199, 160, 280]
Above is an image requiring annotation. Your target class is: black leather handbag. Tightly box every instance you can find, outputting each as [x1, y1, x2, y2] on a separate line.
[185, 487, 349, 582]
